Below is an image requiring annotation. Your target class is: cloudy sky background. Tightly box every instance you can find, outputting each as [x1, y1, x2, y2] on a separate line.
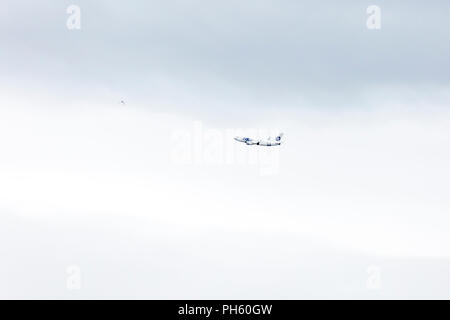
[1, 0, 450, 298]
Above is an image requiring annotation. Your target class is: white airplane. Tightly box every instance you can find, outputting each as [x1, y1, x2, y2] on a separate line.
[234, 133, 284, 146]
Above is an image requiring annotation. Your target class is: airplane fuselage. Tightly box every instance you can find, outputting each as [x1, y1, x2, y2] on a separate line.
[234, 133, 283, 146]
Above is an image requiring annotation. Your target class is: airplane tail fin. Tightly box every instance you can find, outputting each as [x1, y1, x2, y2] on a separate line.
[275, 133, 284, 142]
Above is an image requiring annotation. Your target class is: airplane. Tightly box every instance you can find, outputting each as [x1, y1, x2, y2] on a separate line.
[234, 133, 284, 146]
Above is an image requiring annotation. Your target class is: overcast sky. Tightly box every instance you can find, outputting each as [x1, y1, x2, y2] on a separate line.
[2, 0, 450, 109]
[1, 1, 450, 299]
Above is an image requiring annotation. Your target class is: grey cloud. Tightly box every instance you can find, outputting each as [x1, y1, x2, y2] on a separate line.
[1, 1, 450, 108]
